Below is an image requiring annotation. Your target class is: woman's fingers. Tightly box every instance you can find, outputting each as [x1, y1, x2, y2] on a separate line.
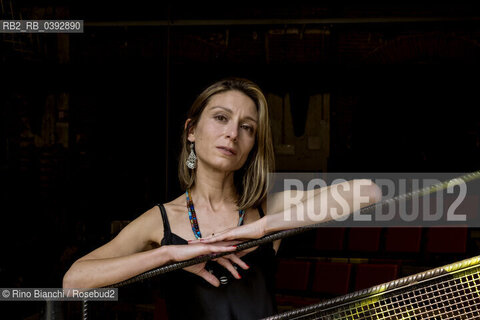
[226, 254, 250, 270]
[213, 240, 242, 247]
[170, 243, 259, 286]
[205, 243, 238, 253]
[177, 244, 259, 287]
[180, 248, 254, 285]
[214, 253, 250, 279]
[170, 243, 236, 262]
[189, 230, 233, 244]
[190, 220, 266, 244]
[196, 268, 220, 287]
[214, 257, 242, 279]
[184, 263, 221, 287]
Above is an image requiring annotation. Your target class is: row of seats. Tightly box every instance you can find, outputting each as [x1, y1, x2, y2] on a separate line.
[274, 227, 470, 311]
[275, 259, 399, 296]
[314, 227, 468, 254]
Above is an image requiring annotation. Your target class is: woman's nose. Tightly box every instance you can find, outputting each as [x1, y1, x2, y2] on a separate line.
[226, 123, 238, 141]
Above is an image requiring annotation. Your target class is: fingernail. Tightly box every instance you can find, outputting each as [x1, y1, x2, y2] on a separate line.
[246, 264, 250, 269]
[238, 274, 242, 279]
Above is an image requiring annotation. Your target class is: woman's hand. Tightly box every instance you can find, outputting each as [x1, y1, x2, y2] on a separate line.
[187, 219, 266, 259]
[168, 242, 249, 287]
[189, 218, 266, 244]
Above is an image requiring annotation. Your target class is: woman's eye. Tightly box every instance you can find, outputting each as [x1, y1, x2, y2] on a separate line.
[215, 115, 227, 121]
[241, 125, 253, 132]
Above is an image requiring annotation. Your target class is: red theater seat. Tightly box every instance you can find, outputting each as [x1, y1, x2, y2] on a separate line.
[354, 264, 398, 291]
[385, 227, 422, 253]
[347, 228, 382, 252]
[314, 228, 346, 252]
[154, 297, 169, 320]
[425, 227, 468, 253]
[276, 295, 322, 309]
[275, 259, 311, 291]
[312, 262, 352, 296]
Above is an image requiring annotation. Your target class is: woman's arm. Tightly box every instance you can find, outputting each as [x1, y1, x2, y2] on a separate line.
[262, 179, 382, 234]
[62, 206, 237, 289]
[63, 245, 172, 289]
[194, 179, 382, 243]
[63, 206, 167, 288]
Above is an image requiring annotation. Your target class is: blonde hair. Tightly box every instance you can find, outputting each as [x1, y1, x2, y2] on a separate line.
[178, 77, 275, 210]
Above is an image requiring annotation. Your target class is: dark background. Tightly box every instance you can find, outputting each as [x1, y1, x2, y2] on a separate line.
[1, 3, 480, 319]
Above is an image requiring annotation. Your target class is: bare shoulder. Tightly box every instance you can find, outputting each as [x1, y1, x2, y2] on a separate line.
[132, 204, 165, 246]
[77, 205, 165, 261]
[113, 205, 165, 252]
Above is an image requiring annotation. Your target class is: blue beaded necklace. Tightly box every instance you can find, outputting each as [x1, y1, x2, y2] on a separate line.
[186, 189, 245, 239]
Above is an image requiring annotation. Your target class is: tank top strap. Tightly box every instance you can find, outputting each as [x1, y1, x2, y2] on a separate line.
[257, 205, 265, 218]
[157, 203, 172, 240]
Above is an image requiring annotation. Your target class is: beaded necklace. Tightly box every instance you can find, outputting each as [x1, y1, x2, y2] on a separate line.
[186, 189, 245, 239]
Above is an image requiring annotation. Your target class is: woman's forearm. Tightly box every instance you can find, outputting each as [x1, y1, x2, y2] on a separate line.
[263, 179, 382, 234]
[63, 246, 172, 289]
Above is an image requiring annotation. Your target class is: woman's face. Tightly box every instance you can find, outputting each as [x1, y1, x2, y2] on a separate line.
[188, 90, 258, 172]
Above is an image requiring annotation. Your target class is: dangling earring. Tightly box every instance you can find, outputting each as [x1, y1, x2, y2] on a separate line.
[186, 142, 197, 169]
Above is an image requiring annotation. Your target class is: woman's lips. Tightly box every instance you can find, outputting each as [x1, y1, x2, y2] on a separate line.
[217, 147, 236, 156]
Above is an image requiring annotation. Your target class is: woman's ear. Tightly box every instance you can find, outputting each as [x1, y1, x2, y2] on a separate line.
[185, 118, 195, 142]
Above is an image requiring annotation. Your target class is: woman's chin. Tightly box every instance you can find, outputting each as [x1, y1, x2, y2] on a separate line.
[203, 160, 242, 172]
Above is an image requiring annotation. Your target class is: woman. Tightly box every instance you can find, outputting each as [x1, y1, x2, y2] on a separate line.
[63, 78, 381, 319]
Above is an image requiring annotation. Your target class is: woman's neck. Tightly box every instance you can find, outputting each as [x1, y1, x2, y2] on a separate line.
[190, 165, 237, 213]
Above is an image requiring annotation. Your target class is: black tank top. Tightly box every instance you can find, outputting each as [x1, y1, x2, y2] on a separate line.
[157, 203, 278, 320]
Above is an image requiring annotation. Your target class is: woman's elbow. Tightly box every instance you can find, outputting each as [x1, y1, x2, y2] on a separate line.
[356, 179, 382, 204]
[62, 264, 83, 289]
[62, 270, 74, 289]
